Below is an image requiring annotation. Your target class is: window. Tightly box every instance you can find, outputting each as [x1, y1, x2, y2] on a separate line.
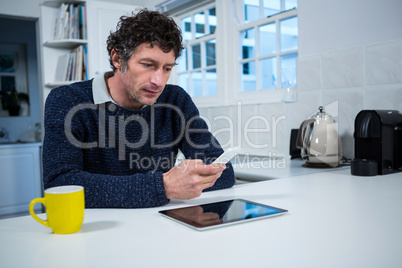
[240, 0, 298, 92]
[167, 0, 298, 106]
[177, 5, 217, 98]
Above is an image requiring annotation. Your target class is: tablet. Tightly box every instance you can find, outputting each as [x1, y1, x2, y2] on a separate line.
[159, 199, 288, 231]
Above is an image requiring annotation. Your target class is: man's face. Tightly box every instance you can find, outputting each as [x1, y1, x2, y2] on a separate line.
[117, 43, 176, 109]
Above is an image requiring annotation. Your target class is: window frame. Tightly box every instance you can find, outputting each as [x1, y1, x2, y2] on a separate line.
[170, 0, 298, 107]
[236, 6, 298, 105]
[173, 2, 220, 107]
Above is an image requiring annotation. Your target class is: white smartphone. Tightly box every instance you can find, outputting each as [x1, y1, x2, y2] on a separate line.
[212, 147, 240, 164]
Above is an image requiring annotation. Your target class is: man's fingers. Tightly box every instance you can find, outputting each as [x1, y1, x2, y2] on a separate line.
[177, 160, 226, 175]
[200, 176, 218, 188]
[163, 160, 226, 200]
[196, 163, 226, 176]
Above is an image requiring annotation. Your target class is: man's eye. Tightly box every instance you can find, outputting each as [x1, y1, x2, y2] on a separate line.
[143, 63, 153, 68]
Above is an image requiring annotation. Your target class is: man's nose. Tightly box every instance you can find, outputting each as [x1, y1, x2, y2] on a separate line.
[150, 69, 164, 87]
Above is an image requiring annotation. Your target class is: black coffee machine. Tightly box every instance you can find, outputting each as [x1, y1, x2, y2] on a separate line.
[352, 110, 402, 176]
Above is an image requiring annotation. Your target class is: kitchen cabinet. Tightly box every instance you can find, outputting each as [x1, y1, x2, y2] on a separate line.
[0, 143, 42, 218]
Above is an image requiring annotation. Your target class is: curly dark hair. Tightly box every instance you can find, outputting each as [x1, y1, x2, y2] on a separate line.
[106, 9, 184, 72]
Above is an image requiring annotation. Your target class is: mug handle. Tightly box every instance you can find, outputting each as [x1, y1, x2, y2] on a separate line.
[29, 198, 49, 227]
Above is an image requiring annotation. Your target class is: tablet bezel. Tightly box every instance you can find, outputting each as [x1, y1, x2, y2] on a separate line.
[159, 198, 288, 231]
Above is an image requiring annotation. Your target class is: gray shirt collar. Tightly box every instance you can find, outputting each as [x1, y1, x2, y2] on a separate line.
[92, 72, 116, 105]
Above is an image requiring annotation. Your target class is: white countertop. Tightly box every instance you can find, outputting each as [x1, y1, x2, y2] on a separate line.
[233, 156, 349, 181]
[1, 168, 402, 268]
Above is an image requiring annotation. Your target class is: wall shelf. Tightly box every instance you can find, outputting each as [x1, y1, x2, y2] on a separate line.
[43, 39, 88, 49]
[45, 81, 81, 88]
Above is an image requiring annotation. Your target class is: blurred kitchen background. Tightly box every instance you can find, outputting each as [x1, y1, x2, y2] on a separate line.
[0, 0, 401, 217]
[1, 0, 401, 158]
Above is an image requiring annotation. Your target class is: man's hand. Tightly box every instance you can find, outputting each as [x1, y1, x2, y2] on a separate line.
[163, 159, 226, 200]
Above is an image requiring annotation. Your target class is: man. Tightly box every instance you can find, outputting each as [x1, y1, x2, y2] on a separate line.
[43, 9, 235, 208]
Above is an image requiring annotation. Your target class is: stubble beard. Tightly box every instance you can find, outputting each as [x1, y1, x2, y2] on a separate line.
[127, 84, 163, 108]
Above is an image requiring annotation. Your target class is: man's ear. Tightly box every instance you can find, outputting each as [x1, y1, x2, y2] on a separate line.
[111, 49, 121, 70]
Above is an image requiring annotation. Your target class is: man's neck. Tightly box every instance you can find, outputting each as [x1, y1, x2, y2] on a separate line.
[105, 71, 143, 110]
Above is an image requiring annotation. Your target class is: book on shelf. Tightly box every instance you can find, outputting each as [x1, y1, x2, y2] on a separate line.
[54, 45, 88, 83]
[83, 45, 88, 80]
[54, 53, 70, 82]
[53, 3, 87, 40]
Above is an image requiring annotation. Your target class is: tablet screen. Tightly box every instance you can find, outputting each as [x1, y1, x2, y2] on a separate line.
[159, 199, 288, 231]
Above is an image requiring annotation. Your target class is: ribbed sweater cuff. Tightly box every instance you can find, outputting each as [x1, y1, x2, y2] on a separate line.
[154, 171, 169, 203]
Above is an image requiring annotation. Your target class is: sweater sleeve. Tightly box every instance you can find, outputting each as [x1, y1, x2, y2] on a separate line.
[42, 86, 169, 208]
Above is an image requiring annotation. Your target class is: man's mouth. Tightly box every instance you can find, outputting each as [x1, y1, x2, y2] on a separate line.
[142, 87, 161, 95]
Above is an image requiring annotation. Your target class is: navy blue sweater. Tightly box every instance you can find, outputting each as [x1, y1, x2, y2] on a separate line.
[43, 80, 235, 208]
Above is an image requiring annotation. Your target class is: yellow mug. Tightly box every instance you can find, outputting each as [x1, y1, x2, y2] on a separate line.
[29, 185, 85, 234]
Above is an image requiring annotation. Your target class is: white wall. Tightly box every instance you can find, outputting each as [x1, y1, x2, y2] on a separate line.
[199, 0, 402, 160]
[298, 0, 402, 55]
[294, 0, 402, 158]
[0, 0, 42, 18]
[101, 0, 165, 9]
